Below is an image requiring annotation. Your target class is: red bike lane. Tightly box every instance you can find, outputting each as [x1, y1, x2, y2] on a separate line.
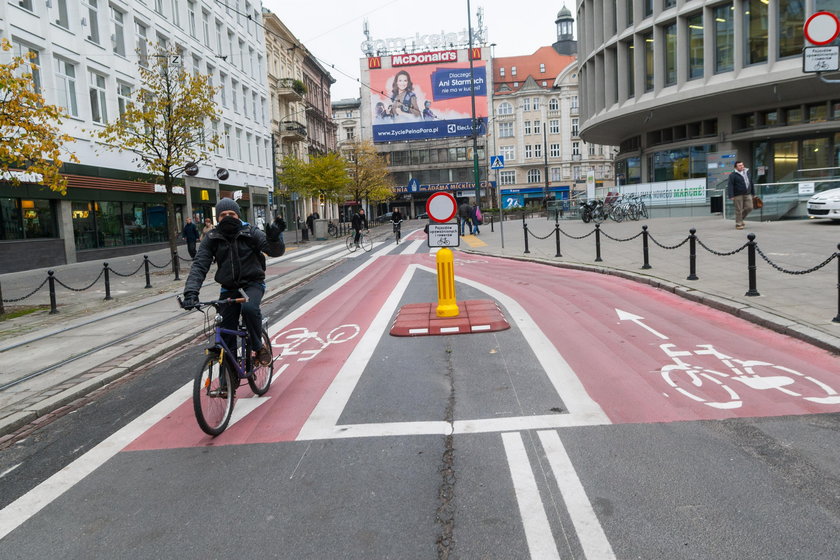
[127, 250, 840, 451]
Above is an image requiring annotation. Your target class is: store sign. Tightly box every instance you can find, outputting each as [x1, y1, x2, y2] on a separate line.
[0, 171, 43, 183]
[361, 29, 474, 54]
[154, 185, 185, 194]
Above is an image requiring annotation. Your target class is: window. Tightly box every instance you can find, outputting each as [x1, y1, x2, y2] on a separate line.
[551, 167, 562, 181]
[18, 0, 33, 12]
[155, 0, 164, 14]
[110, 7, 126, 56]
[53, 0, 70, 28]
[589, 143, 596, 156]
[136, 21, 148, 67]
[527, 169, 541, 183]
[534, 120, 541, 134]
[523, 98, 531, 111]
[540, 63, 545, 73]
[499, 121, 514, 137]
[499, 170, 516, 185]
[571, 118, 579, 136]
[246, 132, 253, 163]
[187, 1, 197, 36]
[89, 71, 108, 123]
[549, 119, 559, 134]
[235, 128, 242, 160]
[664, 22, 676, 86]
[224, 124, 232, 157]
[238, 39, 245, 70]
[524, 121, 532, 134]
[525, 145, 533, 158]
[643, 0, 652, 17]
[626, 0, 633, 28]
[54, 57, 78, 117]
[220, 72, 227, 106]
[535, 144, 542, 158]
[12, 42, 41, 94]
[500, 145, 515, 161]
[571, 95, 578, 110]
[550, 143, 561, 157]
[626, 42, 635, 98]
[117, 81, 131, 118]
[498, 101, 513, 115]
[499, 67, 505, 77]
[216, 21, 223, 51]
[85, 0, 100, 44]
[745, 0, 768, 65]
[714, 4, 734, 73]
[778, 0, 804, 59]
[511, 66, 517, 76]
[548, 98, 559, 111]
[344, 127, 355, 140]
[572, 142, 580, 156]
[171, 0, 181, 26]
[687, 13, 703, 79]
[643, 32, 654, 91]
[231, 79, 239, 112]
[533, 98, 540, 110]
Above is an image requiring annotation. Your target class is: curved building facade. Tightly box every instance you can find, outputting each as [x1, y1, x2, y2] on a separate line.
[576, 0, 840, 186]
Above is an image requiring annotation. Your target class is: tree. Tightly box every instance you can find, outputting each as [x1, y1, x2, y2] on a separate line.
[96, 45, 220, 270]
[342, 140, 395, 207]
[278, 152, 349, 204]
[0, 39, 77, 194]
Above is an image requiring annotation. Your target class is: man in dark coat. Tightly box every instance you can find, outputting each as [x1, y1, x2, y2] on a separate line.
[181, 217, 199, 258]
[726, 160, 754, 230]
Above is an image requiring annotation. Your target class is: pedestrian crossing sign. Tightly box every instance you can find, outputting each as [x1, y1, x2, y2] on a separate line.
[490, 156, 505, 169]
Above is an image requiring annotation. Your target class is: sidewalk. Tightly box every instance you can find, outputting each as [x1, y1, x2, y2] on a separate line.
[465, 213, 840, 353]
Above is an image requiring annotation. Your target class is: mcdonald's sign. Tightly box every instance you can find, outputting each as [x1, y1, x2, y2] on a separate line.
[469, 47, 482, 60]
[368, 56, 382, 69]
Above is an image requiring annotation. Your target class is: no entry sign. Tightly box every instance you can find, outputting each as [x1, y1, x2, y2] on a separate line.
[426, 192, 458, 223]
[804, 11, 840, 46]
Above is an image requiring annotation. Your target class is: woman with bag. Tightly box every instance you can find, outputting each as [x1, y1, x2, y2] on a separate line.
[471, 204, 482, 235]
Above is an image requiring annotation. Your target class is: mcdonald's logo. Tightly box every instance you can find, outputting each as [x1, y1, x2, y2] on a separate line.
[368, 56, 382, 69]
[469, 47, 482, 60]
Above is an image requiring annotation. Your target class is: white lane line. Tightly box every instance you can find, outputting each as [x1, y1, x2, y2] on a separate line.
[296, 264, 415, 440]
[227, 396, 271, 427]
[502, 432, 562, 560]
[400, 239, 425, 254]
[270, 244, 322, 262]
[0, 382, 193, 540]
[538, 430, 616, 560]
[0, 463, 22, 479]
[292, 243, 348, 263]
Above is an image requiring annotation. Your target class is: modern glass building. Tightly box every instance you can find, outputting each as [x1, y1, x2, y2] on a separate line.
[576, 0, 840, 189]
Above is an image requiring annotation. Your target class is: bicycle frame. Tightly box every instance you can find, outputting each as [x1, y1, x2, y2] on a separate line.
[211, 322, 251, 380]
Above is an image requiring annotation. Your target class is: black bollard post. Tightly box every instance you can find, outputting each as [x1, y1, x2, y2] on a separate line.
[490, 214, 494, 233]
[144, 255, 152, 288]
[594, 223, 603, 262]
[103, 262, 112, 300]
[554, 213, 562, 257]
[687, 228, 698, 281]
[834, 244, 840, 323]
[523, 222, 530, 254]
[745, 233, 760, 296]
[641, 225, 651, 269]
[172, 251, 180, 281]
[0, 280, 4, 315]
[48, 270, 58, 314]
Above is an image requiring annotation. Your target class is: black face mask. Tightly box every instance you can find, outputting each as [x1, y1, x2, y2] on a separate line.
[217, 216, 241, 238]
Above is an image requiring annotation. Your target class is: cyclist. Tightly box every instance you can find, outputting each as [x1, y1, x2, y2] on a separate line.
[181, 198, 284, 365]
[351, 207, 368, 247]
[391, 208, 403, 242]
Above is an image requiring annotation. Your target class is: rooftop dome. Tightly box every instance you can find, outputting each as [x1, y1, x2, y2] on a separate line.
[557, 5, 572, 18]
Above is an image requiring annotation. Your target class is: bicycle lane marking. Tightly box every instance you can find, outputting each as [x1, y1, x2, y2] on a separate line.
[452, 252, 840, 424]
[124, 254, 411, 450]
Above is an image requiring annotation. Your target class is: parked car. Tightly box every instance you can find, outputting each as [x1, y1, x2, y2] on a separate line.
[807, 188, 840, 221]
[375, 212, 394, 223]
[417, 212, 428, 220]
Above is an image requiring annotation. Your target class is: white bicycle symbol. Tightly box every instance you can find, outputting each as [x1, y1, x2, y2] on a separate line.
[659, 343, 840, 409]
[272, 324, 360, 362]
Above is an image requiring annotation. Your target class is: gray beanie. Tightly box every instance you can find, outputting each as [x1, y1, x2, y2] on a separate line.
[215, 197, 241, 217]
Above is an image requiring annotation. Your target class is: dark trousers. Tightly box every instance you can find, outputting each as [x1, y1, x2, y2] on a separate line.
[220, 283, 265, 356]
[354, 228, 362, 244]
[186, 240, 197, 258]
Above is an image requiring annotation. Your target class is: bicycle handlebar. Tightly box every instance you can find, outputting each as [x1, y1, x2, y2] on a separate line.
[177, 295, 247, 310]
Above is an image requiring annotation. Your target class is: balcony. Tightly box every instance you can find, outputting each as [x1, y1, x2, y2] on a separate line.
[279, 120, 307, 141]
[276, 78, 305, 101]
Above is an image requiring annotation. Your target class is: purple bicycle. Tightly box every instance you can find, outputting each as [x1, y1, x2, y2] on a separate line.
[178, 296, 274, 436]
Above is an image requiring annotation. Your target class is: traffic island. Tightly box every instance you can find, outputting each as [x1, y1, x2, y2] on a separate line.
[389, 299, 510, 336]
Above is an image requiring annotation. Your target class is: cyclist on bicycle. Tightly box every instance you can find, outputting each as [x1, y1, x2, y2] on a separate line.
[351, 207, 368, 247]
[181, 198, 284, 365]
[391, 208, 403, 241]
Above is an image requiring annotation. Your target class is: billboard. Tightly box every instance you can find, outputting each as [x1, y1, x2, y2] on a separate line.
[369, 49, 488, 143]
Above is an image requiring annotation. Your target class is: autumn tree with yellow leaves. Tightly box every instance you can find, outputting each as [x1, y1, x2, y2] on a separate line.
[277, 152, 350, 206]
[0, 39, 77, 194]
[342, 140, 395, 206]
[96, 45, 220, 268]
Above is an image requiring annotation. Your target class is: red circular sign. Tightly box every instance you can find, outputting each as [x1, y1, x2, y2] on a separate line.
[426, 192, 458, 223]
[805, 11, 840, 45]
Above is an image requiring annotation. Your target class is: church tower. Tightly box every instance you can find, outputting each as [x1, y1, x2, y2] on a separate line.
[552, 5, 577, 55]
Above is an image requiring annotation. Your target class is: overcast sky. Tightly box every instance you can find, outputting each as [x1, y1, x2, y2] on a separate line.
[261, 0, 571, 100]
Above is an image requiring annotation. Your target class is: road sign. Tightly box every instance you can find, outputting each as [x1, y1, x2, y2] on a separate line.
[407, 178, 420, 193]
[804, 11, 840, 45]
[426, 223, 460, 248]
[426, 192, 457, 223]
[804, 45, 840, 72]
[490, 155, 505, 169]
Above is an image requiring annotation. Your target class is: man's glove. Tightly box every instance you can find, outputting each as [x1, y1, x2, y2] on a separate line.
[182, 292, 199, 310]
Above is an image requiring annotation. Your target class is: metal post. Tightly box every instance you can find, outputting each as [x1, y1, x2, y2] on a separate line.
[0, 280, 4, 315]
[554, 213, 562, 257]
[144, 255, 152, 288]
[687, 228, 698, 280]
[48, 270, 58, 314]
[103, 262, 112, 300]
[523, 221, 530, 254]
[834, 244, 840, 323]
[172, 251, 180, 281]
[641, 225, 651, 269]
[745, 233, 760, 296]
[490, 214, 494, 233]
[594, 223, 602, 262]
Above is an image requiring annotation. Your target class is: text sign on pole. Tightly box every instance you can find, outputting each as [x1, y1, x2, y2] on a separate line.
[426, 191, 458, 223]
[804, 45, 840, 72]
[427, 223, 460, 248]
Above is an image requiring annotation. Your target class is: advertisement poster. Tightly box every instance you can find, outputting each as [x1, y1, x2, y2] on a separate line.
[369, 50, 488, 143]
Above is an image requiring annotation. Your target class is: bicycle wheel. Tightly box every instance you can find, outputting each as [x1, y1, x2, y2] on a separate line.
[639, 201, 648, 219]
[360, 233, 373, 252]
[346, 234, 357, 252]
[194, 354, 235, 436]
[610, 206, 625, 222]
[248, 329, 274, 395]
[395, 227, 401, 244]
[627, 204, 640, 221]
[328, 223, 338, 237]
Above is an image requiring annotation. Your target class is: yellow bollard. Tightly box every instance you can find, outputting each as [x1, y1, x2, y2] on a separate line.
[436, 247, 459, 317]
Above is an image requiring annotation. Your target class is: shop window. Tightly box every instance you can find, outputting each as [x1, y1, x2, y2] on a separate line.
[22, 199, 57, 239]
[785, 107, 803, 125]
[808, 103, 828, 123]
[1, 198, 23, 240]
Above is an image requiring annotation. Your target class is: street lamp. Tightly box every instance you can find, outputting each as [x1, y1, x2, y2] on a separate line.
[467, 0, 481, 206]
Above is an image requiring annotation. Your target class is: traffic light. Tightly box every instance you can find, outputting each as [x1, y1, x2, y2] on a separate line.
[319, 194, 325, 204]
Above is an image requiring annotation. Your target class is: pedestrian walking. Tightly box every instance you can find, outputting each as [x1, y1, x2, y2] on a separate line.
[181, 217, 199, 258]
[458, 200, 471, 236]
[199, 217, 213, 241]
[727, 160, 754, 230]
[471, 204, 482, 235]
[306, 213, 315, 235]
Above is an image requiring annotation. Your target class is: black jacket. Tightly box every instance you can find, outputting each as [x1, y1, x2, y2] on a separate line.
[184, 223, 282, 293]
[727, 170, 753, 197]
[351, 212, 367, 230]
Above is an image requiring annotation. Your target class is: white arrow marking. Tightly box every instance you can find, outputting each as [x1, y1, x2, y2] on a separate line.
[615, 308, 669, 340]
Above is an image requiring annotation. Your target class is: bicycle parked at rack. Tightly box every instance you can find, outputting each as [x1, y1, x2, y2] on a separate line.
[346, 229, 372, 252]
[327, 220, 339, 237]
[178, 296, 274, 436]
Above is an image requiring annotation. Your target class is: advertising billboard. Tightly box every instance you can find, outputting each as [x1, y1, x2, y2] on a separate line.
[369, 49, 488, 143]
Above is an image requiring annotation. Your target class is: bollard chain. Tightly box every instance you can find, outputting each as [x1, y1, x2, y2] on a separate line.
[53, 270, 105, 291]
[147, 257, 173, 269]
[526, 227, 556, 241]
[108, 261, 146, 278]
[1, 277, 49, 303]
[599, 228, 644, 242]
[754, 245, 838, 275]
[647, 233, 690, 250]
[695, 237, 749, 257]
[557, 227, 596, 240]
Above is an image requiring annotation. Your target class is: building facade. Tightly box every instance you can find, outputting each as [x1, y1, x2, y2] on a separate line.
[576, 0, 836, 190]
[2, 0, 272, 272]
